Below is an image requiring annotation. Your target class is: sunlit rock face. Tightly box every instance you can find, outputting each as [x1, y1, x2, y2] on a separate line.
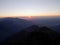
[0, 18, 34, 42]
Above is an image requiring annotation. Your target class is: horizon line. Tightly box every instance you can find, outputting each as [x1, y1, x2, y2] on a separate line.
[0, 15, 60, 18]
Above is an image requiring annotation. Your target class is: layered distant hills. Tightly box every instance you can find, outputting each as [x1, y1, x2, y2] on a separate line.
[0, 18, 60, 45]
[30, 17, 60, 27]
[30, 17, 60, 33]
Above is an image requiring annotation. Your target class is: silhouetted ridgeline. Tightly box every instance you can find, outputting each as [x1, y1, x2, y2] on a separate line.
[0, 18, 60, 45]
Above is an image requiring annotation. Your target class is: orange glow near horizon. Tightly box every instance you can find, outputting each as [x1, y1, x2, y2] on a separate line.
[27, 16, 32, 18]
[0, 14, 60, 18]
[0, 13, 60, 18]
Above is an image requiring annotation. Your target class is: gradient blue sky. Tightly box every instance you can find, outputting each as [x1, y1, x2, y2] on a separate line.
[0, 0, 60, 17]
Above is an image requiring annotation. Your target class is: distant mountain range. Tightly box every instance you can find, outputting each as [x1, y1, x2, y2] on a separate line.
[30, 17, 60, 27]
[29, 17, 60, 33]
[0, 17, 60, 45]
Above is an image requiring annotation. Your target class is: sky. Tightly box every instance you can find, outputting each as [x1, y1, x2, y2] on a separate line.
[0, 0, 60, 17]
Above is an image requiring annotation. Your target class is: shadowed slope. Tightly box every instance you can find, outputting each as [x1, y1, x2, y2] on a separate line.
[0, 18, 33, 42]
[1, 26, 60, 45]
[50, 25, 60, 33]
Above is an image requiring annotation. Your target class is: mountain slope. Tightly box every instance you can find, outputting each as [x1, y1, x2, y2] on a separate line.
[2, 26, 60, 45]
[0, 18, 33, 42]
[50, 25, 60, 33]
[26, 26, 60, 45]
